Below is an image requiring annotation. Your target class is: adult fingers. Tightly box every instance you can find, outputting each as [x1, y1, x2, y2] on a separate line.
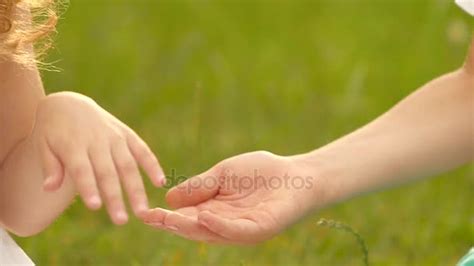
[143, 208, 232, 244]
[165, 166, 222, 209]
[198, 211, 266, 244]
[111, 140, 148, 217]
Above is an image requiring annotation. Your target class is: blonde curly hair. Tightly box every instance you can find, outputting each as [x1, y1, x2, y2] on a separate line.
[0, 0, 61, 66]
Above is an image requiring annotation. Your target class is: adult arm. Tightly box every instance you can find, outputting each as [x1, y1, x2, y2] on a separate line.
[144, 37, 473, 244]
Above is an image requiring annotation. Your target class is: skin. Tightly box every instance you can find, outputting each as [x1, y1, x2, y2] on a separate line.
[0, 44, 164, 236]
[143, 37, 473, 245]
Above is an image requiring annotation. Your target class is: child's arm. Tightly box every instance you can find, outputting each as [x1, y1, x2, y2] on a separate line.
[144, 37, 473, 244]
[2, 2, 163, 237]
[0, 59, 76, 237]
[1, 61, 166, 236]
[1, 2, 165, 237]
[0, 57, 166, 236]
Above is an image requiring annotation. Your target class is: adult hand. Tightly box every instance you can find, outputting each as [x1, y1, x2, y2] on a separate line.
[143, 151, 326, 244]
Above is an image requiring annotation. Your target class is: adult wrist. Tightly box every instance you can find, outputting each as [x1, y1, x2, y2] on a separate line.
[289, 149, 347, 211]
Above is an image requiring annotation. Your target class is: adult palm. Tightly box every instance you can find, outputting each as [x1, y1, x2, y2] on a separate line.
[143, 151, 322, 244]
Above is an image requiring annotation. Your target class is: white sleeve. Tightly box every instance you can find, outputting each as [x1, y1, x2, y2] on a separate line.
[0, 229, 34, 266]
[456, 0, 474, 15]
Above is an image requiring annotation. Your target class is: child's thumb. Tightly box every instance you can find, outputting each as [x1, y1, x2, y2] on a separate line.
[40, 141, 65, 191]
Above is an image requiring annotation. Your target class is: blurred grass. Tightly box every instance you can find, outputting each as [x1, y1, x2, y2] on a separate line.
[15, 0, 473, 265]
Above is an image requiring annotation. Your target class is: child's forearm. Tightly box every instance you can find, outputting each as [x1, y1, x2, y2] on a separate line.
[0, 137, 75, 237]
[298, 67, 473, 207]
[0, 60, 76, 237]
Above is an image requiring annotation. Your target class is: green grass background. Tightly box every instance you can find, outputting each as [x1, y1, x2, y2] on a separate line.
[16, 0, 473, 265]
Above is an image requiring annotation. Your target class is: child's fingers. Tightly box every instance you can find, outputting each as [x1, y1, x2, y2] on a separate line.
[125, 130, 165, 187]
[40, 140, 65, 191]
[111, 140, 149, 218]
[89, 145, 128, 225]
[63, 149, 102, 210]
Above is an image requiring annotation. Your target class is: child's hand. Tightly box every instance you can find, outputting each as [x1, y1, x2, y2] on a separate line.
[143, 151, 324, 244]
[32, 92, 165, 224]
